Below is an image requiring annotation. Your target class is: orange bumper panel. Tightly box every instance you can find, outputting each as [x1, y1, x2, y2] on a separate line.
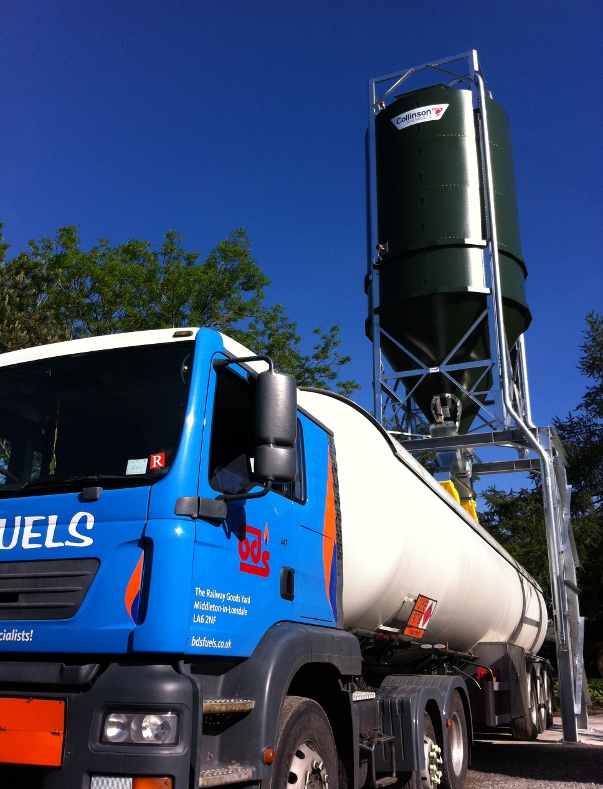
[0, 697, 65, 766]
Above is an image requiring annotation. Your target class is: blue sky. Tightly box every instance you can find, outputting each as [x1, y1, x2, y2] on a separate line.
[2, 1, 602, 432]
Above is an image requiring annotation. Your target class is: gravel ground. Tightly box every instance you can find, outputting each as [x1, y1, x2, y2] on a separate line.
[465, 714, 603, 788]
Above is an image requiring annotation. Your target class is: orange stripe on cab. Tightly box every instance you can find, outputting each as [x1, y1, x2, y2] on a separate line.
[323, 452, 336, 604]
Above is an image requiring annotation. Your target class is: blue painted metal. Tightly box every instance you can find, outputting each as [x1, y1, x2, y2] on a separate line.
[0, 328, 336, 659]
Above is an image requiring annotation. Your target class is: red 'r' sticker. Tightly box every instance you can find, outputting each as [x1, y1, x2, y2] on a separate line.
[149, 452, 166, 470]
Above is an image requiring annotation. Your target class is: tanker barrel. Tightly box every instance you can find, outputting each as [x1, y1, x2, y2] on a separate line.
[369, 85, 531, 433]
[297, 388, 548, 655]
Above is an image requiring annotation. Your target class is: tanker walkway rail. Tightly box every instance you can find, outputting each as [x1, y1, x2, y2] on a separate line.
[466, 715, 603, 788]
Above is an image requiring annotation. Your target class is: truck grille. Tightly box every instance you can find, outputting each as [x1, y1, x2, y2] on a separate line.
[0, 559, 99, 620]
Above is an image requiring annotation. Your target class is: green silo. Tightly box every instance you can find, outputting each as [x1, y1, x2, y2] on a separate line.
[370, 85, 530, 432]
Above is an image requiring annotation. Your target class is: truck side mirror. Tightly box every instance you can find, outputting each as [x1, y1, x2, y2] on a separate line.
[254, 370, 297, 482]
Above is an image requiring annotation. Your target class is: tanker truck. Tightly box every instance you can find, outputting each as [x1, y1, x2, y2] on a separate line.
[0, 327, 553, 789]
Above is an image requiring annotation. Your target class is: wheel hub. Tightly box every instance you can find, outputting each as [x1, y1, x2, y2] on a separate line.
[449, 712, 464, 774]
[420, 738, 443, 788]
[288, 741, 330, 788]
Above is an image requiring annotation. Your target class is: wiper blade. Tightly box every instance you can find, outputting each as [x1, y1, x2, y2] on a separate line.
[8, 474, 152, 497]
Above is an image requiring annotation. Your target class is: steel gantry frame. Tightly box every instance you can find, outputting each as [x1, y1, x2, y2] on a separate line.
[366, 50, 587, 741]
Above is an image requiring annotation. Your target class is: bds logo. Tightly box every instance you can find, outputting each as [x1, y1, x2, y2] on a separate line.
[238, 523, 270, 578]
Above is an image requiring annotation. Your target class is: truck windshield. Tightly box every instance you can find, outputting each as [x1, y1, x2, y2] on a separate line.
[0, 341, 194, 497]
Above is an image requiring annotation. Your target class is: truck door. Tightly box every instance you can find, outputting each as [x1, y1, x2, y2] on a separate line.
[189, 359, 295, 657]
[290, 418, 339, 628]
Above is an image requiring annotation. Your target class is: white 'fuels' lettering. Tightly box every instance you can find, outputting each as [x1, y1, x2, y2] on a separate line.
[0, 512, 95, 550]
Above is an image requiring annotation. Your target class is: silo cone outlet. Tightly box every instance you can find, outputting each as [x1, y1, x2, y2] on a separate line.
[373, 247, 531, 433]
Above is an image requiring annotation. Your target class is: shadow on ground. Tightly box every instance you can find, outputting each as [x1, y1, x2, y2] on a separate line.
[466, 718, 603, 788]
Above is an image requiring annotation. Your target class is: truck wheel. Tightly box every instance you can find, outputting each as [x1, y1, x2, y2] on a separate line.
[394, 713, 443, 789]
[510, 680, 538, 741]
[543, 668, 554, 728]
[537, 668, 554, 733]
[266, 696, 337, 789]
[440, 692, 468, 789]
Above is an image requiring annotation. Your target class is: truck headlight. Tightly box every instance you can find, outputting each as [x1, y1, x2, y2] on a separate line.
[101, 711, 179, 745]
[104, 713, 129, 743]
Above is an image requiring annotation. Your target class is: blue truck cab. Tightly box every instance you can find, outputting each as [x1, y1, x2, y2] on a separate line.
[0, 328, 475, 789]
[0, 328, 361, 789]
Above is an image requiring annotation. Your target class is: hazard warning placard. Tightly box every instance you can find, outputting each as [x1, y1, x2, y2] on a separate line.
[0, 697, 65, 766]
[403, 594, 437, 639]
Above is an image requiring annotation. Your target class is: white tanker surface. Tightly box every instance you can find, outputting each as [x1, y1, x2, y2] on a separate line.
[298, 389, 547, 655]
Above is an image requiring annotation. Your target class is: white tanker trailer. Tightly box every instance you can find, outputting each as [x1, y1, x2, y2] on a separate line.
[298, 388, 547, 655]
[298, 387, 554, 758]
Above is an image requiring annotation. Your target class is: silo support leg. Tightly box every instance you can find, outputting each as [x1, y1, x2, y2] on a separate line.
[556, 648, 579, 742]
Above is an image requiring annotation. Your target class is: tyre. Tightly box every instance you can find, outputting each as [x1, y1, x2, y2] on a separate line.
[392, 713, 443, 789]
[264, 696, 337, 789]
[536, 671, 547, 734]
[510, 677, 538, 741]
[537, 667, 555, 733]
[543, 668, 554, 729]
[440, 692, 468, 789]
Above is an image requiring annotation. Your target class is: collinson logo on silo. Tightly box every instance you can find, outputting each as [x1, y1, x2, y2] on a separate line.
[390, 103, 449, 131]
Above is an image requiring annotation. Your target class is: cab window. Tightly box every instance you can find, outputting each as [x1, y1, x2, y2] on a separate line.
[208, 364, 305, 503]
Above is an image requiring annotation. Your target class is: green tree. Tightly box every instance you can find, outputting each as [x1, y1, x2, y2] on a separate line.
[480, 484, 551, 593]
[481, 312, 603, 619]
[237, 304, 358, 396]
[28, 225, 268, 337]
[0, 223, 66, 352]
[553, 311, 603, 619]
[0, 225, 358, 394]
